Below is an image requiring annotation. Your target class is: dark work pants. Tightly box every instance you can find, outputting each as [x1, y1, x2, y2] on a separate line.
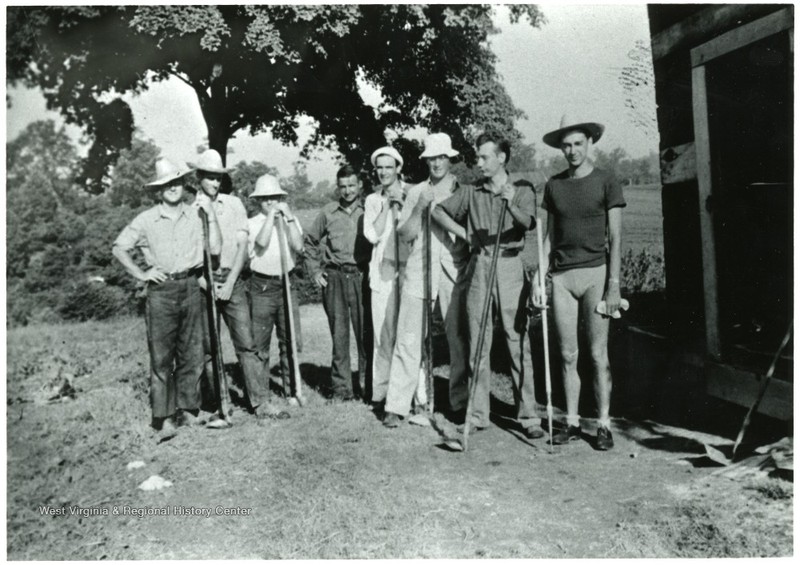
[201, 277, 268, 410]
[144, 277, 203, 419]
[322, 267, 369, 398]
[250, 275, 291, 399]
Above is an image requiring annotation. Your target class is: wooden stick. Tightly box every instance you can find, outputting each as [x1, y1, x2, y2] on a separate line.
[275, 215, 305, 407]
[535, 213, 554, 453]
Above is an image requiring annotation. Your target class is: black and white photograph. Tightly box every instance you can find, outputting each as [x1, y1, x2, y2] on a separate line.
[4, 2, 793, 559]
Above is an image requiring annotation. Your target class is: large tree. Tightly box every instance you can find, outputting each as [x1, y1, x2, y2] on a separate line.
[7, 5, 544, 191]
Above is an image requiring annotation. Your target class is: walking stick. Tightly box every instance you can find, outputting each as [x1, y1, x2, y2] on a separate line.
[535, 214, 554, 453]
[275, 214, 306, 407]
[424, 203, 434, 416]
[461, 203, 508, 452]
[200, 209, 232, 428]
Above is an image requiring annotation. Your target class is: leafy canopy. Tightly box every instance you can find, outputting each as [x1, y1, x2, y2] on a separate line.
[8, 5, 545, 191]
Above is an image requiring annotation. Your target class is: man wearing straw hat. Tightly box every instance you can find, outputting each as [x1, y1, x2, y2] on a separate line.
[364, 146, 410, 412]
[112, 158, 221, 436]
[533, 115, 625, 450]
[246, 174, 304, 419]
[382, 133, 470, 428]
[434, 132, 543, 438]
[190, 149, 277, 419]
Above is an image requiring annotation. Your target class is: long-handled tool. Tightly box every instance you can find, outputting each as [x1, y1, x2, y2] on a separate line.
[391, 201, 402, 317]
[535, 213, 554, 453]
[199, 209, 232, 428]
[275, 214, 306, 407]
[453, 203, 508, 452]
[424, 203, 434, 416]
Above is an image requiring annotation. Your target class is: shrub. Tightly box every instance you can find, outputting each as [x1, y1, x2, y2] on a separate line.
[621, 248, 665, 293]
[57, 283, 133, 322]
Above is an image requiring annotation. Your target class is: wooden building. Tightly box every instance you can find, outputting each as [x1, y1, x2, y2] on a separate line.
[645, 4, 793, 420]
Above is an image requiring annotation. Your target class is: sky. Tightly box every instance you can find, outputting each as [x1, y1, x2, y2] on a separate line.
[5, 4, 657, 184]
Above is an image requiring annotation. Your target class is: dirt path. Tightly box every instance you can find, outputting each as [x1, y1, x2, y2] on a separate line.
[6, 307, 792, 559]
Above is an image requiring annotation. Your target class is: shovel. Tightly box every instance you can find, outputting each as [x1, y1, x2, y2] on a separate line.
[275, 214, 306, 407]
[199, 209, 232, 429]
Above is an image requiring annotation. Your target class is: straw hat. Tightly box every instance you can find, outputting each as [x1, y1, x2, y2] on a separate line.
[370, 146, 404, 167]
[420, 133, 459, 159]
[190, 149, 232, 174]
[144, 158, 193, 188]
[249, 174, 288, 198]
[542, 114, 605, 149]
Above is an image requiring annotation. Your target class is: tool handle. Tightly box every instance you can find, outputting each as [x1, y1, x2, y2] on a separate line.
[535, 214, 554, 452]
[275, 216, 305, 406]
[200, 209, 232, 422]
[423, 203, 434, 415]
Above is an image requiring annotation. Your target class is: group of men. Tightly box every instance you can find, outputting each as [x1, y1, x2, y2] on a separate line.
[113, 114, 625, 450]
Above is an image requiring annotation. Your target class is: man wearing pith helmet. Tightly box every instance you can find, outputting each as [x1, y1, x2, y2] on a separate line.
[364, 146, 410, 411]
[382, 133, 470, 428]
[190, 149, 267, 420]
[246, 174, 304, 419]
[112, 157, 221, 437]
[533, 115, 626, 450]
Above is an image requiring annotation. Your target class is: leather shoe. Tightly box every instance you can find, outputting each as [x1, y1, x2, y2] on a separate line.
[456, 421, 488, 434]
[550, 425, 581, 445]
[522, 425, 545, 440]
[383, 412, 402, 428]
[596, 426, 614, 450]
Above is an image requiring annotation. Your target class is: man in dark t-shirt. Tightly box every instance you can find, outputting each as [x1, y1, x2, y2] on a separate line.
[533, 116, 626, 450]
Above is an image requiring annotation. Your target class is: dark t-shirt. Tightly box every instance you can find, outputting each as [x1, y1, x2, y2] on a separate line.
[542, 167, 625, 272]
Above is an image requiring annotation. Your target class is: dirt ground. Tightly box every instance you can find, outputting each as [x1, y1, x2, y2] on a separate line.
[6, 305, 793, 559]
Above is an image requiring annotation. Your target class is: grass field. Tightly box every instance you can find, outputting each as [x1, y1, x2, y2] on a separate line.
[6, 303, 792, 559]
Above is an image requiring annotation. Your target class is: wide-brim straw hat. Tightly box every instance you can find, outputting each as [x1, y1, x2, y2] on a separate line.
[189, 149, 232, 174]
[543, 114, 605, 149]
[145, 158, 194, 188]
[370, 146, 404, 167]
[420, 132, 459, 159]
[249, 174, 288, 198]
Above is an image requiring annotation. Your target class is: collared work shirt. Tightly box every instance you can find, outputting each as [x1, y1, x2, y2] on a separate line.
[363, 181, 410, 287]
[398, 174, 469, 299]
[113, 203, 204, 274]
[439, 177, 537, 254]
[206, 193, 248, 270]
[247, 213, 303, 276]
[304, 199, 370, 278]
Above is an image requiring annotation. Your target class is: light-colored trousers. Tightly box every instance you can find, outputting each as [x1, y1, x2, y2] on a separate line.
[371, 260, 401, 402]
[385, 267, 469, 417]
[466, 254, 537, 428]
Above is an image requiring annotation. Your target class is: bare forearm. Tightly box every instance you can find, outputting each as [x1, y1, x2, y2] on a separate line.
[228, 238, 249, 281]
[432, 207, 466, 242]
[286, 220, 304, 253]
[113, 247, 147, 282]
[507, 202, 534, 230]
[398, 204, 424, 242]
[255, 215, 275, 249]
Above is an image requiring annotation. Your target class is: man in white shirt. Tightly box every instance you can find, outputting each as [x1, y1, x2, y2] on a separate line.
[247, 174, 304, 420]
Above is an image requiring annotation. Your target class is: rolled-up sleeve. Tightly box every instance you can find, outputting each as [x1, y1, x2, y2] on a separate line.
[113, 213, 146, 252]
[438, 184, 469, 223]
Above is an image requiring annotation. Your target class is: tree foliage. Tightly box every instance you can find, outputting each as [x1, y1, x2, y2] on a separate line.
[8, 5, 545, 191]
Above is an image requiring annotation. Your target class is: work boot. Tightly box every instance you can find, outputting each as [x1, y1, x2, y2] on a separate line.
[521, 424, 545, 440]
[383, 412, 402, 428]
[370, 400, 386, 420]
[550, 425, 581, 445]
[596, 426, 614, 451]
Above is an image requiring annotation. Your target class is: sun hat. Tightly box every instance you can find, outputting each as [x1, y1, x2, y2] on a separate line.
[370, 146, 404, 168]
[420, 133, 459, 159]
[542, 114, 605, 149]
[144, 158, 194, 188]
[249, 174, 288, 198]
[190, 149, 232, 174]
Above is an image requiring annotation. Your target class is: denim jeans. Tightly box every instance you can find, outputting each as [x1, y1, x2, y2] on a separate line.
[322, 267, 369, 398]
[250, 275, 292, 399]
[144, 277, 204, 419]
[201, 277, 268, 410]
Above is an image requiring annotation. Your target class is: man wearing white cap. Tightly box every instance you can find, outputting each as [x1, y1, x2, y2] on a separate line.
[364, 146, 409, 410]
[382, 133, 470, 427]
[533, 115, 625, 450]
[190, 150, 270, 419]
[112, 157, 221, 436]
[247, 174, 304, 419]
